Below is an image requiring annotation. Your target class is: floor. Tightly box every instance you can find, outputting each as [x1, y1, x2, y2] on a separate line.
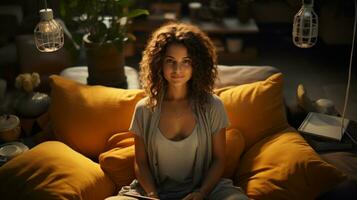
[126, 30, 357, 122]
[252, 34, 357, 122]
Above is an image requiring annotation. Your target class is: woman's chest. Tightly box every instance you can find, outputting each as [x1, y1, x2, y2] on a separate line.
[159, 110, 197, 141]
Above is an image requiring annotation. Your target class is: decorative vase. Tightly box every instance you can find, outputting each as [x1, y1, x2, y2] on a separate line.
[14, 91, 50, 118]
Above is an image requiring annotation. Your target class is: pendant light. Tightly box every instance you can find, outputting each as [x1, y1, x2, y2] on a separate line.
[292, 0, 318, 48]
[34, 0, 64, 52]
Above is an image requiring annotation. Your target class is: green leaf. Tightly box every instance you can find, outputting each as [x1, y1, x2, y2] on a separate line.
[126, 33, 136, 42]
[59, 0, 149, 45]
[116, 0, 134, 7]
[126, 9, 149, 19]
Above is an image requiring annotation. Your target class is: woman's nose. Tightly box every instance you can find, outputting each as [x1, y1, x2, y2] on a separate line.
[173, 63, 182, 72]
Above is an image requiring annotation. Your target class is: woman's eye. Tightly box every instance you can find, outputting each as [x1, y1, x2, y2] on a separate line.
[183, 59, 192, 65]
[165, 59, 175, 64]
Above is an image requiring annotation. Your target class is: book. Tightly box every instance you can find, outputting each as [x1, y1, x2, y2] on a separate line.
[122, 191, 159, 200]
[299, 112, 357, 152]
[298, 112, 350, 141]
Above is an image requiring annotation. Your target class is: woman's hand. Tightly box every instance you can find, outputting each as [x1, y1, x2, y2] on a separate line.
[182, 191, 205, 200]
[147, 191, 159, 199]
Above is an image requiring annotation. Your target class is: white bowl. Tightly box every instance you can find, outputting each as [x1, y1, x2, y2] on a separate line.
[0, 142, 29, 160]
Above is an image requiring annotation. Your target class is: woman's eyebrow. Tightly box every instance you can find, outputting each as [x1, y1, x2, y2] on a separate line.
[164, 55, 191, 59]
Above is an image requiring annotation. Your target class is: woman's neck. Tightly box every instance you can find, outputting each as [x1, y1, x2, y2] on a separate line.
[165, 85, 189, 101]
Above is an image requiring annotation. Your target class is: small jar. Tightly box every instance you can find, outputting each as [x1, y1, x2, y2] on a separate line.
[0, 115, 21, 142]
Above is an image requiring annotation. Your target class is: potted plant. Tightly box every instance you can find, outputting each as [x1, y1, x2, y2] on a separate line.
[60, 0, 149, 88]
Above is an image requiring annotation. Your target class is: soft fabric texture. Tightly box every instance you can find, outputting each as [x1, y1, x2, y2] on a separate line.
[215, 73, 289, 149]
[99, 132, 136, 189]
[223, 128, 245, 179]
[49, 75, 145, 159]
[156, 125, 199, 193]
[215, 65, 280, 89]
[128, 95, 230, 198]
[235, 128, 347, 200]
[0, 141, 115, 200]
[208, 179, 248, 200]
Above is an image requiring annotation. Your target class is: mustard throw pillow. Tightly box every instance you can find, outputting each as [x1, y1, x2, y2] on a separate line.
[223, 128, 245, 179]
[215, 73, 289, 149]
[99, 132, 136, 189]
[49, 75, 145, 158]
[235, 128, 346, 200]
[0, 141, 115, 199]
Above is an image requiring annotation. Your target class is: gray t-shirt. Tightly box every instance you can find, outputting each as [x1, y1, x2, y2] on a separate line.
[129, 94, 230, 198]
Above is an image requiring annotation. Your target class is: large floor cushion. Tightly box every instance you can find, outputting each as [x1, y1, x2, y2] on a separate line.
[0, 141, 115, 199]
[235, 128, 346, 200]
[99, 131, 136, 189]
[215, 73, 289, 149]
[49, 75, 145, 159]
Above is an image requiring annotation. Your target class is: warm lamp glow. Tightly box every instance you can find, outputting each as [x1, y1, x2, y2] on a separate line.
[34, 8, 64, 52]
[292, 0, 318, 48]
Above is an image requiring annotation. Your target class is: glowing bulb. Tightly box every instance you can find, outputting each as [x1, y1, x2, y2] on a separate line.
[292, 0, 318, 48]
[34, 9, 64, 52]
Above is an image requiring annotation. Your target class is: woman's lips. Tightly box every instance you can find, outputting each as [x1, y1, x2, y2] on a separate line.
[171, 76, 184, 79]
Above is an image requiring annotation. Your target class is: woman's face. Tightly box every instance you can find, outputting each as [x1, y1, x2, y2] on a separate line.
[162, 43, 193, 87]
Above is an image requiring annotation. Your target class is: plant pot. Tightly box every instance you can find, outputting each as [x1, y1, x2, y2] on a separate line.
[0, 115, 21, 142]
[83, 34, 127, 88]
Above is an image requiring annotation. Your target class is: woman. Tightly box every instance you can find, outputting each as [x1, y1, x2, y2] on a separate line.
[128, 22, 248, 200]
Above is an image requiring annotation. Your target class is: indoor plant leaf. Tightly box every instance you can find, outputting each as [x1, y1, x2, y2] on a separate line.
[126, 9, 150, 19]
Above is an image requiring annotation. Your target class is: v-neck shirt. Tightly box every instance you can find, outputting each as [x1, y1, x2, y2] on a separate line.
[129, 94, 230, 198]
[156, 125, 198, 193]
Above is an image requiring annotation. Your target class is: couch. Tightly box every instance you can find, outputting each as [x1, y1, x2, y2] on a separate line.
[0, 65, 348, 200]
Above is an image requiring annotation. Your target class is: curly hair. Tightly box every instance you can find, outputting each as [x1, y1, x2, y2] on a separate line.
[140, 21, 218, 110]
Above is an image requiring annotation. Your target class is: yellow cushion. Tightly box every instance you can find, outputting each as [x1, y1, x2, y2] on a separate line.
[235, 128, 346, 200]
[99, 132, 135, 189]
[223, 128, 245, 179]
[215, 73, 289, 149]
[0, 141, 115, 199]
[49, 75, 145, 158]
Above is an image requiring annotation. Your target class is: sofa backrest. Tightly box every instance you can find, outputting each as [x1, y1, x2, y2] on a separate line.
[215, 65, 280, 89]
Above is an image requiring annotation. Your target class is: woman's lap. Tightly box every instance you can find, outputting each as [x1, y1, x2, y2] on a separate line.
[208, 178, 249, 200]
[116, 178, 249, 200]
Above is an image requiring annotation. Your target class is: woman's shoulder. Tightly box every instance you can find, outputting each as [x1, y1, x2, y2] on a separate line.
[208, 93, 224, 107]
[199, 94, 224, 113]
[134, 97, 156, 113]
[135, 97, 149, 109]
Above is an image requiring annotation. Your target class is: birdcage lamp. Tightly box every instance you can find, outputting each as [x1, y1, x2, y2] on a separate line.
[292, 0, 318, 48]
[34, 1, 64, 52]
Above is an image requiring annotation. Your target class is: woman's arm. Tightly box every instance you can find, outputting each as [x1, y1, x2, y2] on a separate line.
[134, 134, 159, 198]
[199, 128, 226, 196]
[183, 128, 226, 200]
